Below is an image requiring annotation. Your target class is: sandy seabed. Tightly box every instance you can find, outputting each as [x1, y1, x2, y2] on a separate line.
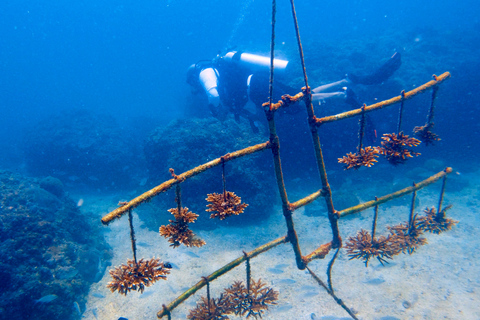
[78, 168, 480, 320]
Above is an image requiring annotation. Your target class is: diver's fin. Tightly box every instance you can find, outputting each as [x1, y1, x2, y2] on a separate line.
[348, 52, 402, 85]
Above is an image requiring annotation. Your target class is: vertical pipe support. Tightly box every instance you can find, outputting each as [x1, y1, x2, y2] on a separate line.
[305, 92, 341, 248]
[201, 276, 211, 317]
[128, 209, 137, 264]
[265, 108, 305, 270]
[371, 197, 379, 238]
[175, 184, 182, 215]
[358, 104, 367, 151]
[437, 172, 448, 219]
[243, 251, 251, 295]
[266, 0, 304, 264]
[221, 157, 227, 198]
[288, 0, 342, 247]
[268, 0, 276, 104]
[427, 79, 439, 126]
[409, 183, 417, 230]
[397, 90, 406, 134]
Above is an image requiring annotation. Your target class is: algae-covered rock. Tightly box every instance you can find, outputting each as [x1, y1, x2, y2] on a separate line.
[0, 171, 111, 320]
[143, 117, 277, 229]
[23, 109, 143, 190]
[39, 176, 65, 198]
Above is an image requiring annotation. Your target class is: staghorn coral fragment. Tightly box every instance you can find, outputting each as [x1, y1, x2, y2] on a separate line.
[338, 152, 359, 170]
[187, 294, 232, 320]
[206, 191, 249, 220]
[338, 146, 380, 170]
[359, 146, 381, 167]
[388, 214, 427, 255]
[159, 207, 206, 248]
[413, 123, 441, 146]
[168, 206, 199, 224]
[345, 229, 400, 266]
[187, 279, 278, 320]
[417, 206, 457, 234]
[378, 132, 421, 165]
[107, 258, 170, 295]
[224, 279, 278, 319]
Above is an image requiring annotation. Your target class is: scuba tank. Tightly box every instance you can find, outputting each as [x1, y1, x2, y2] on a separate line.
[222, 51, 289, 77]
[187, 63, 220, 104]
[198, 67, 220, 100]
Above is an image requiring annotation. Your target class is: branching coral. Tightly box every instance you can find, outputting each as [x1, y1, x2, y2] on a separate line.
[388, 214, 427, 255]
[378, 132, 421, 165]
[188, 279, 278, 320]
[347, 204, 457, 266]
[413, 123, 441, 146]
[338, 146, 380, 170]
[159, 207, 205, 248]
[345, 229, 399, 266]
[338, 152, 360, 170]
[107, 258, 170, 295]
[224, 279, 278, 319]
[206, 191, 249, 220]
[417, 206, 457, 234]
[187, 294, 232, 320]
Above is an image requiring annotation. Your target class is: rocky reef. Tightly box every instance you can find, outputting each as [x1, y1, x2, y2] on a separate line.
[0, 171, 110, 320]
[23, 109, 144, 190]
[142, 117, 276, 229]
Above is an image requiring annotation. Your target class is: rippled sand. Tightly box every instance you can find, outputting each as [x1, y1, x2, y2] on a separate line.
[80, 168, 479, 320]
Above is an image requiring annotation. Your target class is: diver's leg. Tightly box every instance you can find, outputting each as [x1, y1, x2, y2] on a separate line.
[312, 90, 377, 144]
[312, 79, 350, 93]
[311, 89, 363, 109]
[311, 91, 346, 104]
[348, 52, 402, 85]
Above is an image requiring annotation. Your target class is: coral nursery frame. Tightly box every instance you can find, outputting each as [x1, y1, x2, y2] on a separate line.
[101, 1, 453, 319]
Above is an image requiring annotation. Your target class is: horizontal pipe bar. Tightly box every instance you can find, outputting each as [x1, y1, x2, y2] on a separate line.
[303, 241, 332, 264]
[289, 189, 325, 211]
[157, 235, 288, 318]
[265, 91, 306, 112]
[316, 72, 451, 125]
[338, 167, 453, 217]
[101, 141, 270, 225]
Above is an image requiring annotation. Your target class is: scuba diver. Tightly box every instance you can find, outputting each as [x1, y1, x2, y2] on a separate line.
[186, 51, 401, 133]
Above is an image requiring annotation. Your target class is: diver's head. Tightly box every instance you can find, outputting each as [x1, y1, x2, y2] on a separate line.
[186, 64, 198, 86]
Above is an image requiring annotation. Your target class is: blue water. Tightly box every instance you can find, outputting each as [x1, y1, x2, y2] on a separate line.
[1, 0, 478, 170]
[1, 0, 479, 319]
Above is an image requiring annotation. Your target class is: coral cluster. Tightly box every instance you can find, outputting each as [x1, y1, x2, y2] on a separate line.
[224, 279, 279, 319]
[107, 258, 170, 295]
[345, 229, 398, 266]
[206, 191, 249, 220]
[338, 146, 380, 170]
[413, 123, 441, 146]
[338, 132, 423, 169]
[346, 205, 457, 266]
[186, 295, 232, 320]
[417, 206, 457, 234]
[387, 214, 427, 255]
[378, 132, 421, 165]
[159, 207, 206, 248]
[188, 279, 278, 320]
